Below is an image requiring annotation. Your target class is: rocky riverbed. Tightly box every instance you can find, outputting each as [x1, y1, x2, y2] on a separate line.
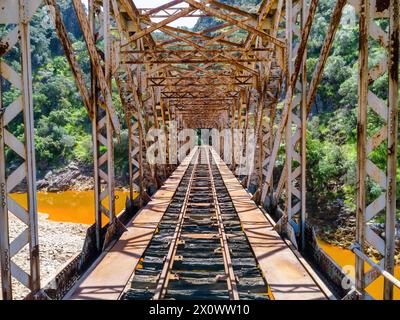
[36, 163, 95, 192]
[13, 160, 159, 195]
[0, 213, 87, 300]
[310, 206, 400, 264]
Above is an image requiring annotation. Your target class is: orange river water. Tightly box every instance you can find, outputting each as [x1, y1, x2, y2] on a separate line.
[10, 190, 130, 225]
[9, 191, 399, 300]
[318, 240, 400, 300]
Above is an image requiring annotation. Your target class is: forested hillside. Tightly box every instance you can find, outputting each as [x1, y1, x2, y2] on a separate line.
[1, 1, 128, 182]
[1, 0, 398, 228]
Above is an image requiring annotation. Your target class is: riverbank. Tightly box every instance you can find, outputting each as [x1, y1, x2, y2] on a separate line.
[10, 190, 130, 225]
[35, 162, 129, 192]
[0, 214, 87, 300]
[310, 206, 400, 264]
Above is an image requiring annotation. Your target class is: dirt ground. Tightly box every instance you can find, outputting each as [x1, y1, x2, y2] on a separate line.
[0, 213, 87, 300]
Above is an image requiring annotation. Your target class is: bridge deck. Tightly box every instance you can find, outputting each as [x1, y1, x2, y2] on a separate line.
[66, 147, 330, 300]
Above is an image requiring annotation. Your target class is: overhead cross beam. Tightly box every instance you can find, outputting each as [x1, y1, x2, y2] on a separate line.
[122, 5, 197, 46]
[184, 0, 285, 48]
[161, 91, 240, 99]
[158, 23, 243, 48]
[148, 75, 254, 87]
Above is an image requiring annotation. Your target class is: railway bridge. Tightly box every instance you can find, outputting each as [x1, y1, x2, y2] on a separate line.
[0, 0, 399, 300]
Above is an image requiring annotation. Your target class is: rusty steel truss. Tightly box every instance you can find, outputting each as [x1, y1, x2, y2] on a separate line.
[0, 0, 399, 300]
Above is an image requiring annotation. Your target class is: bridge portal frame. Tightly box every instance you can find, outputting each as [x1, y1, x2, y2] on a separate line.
[0, 0, 399, 300]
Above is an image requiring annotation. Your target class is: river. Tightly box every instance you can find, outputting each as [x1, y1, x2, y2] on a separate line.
[10, 190, 130, 225]
[318, 240, 399, 300]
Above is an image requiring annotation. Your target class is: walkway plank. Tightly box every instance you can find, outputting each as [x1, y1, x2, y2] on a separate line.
[210, 148, 328, 300]
[66, 148, 198, 300]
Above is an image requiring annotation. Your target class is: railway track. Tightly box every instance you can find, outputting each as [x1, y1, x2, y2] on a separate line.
[123, 147, 269, 300]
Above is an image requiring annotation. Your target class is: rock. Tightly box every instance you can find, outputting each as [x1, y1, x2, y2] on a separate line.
[47, 184, 61, 192]
[45, 171, 53, 180]
[68, 163, 79, 171]
[36, 179, 49, 189]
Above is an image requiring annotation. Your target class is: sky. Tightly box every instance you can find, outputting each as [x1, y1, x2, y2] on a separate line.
[81, 0, 198, 28]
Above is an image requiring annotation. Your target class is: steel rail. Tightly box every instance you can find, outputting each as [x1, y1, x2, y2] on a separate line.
[152, 149, 200, 300]
[206, 148, 240, 300]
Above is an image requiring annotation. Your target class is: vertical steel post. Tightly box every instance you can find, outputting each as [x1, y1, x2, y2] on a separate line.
[160, 99, 170, 172]
[20, 1, 40, 292]
[131, 78, 144, 207]
[0, 48, 12, 301]
[90, 0, 116, 250]
[355, 0, 368, 299]
[284, 0, 306, 249]
[300, 0, 308, 251]
[106, 115, 116, 225]
[89, 0, 102, 251]
[104, 0, 115, 225]
[384, 0, 399, 300]
[285, 0, 293, 234]
[127, 114, 134, 201]
[269, 107, 276, 204]
[259, 0, 284, 207]
[113, 27, 145, 208]
[230, 102, 236, 169]
[0, 0, 42, 299]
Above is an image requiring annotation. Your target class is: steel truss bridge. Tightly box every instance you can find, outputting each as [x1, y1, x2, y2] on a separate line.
[0, 0, 399, 300]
